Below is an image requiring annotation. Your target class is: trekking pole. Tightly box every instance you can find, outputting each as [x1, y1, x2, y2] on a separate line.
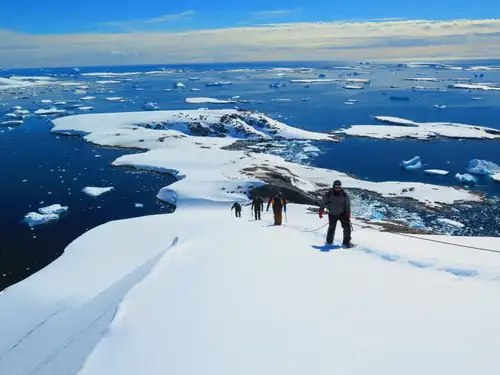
[285, 210, 288, 223]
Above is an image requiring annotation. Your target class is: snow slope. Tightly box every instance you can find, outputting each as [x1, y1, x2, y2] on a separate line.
[337, 116, 500, 140]
[2, 204, 500, 375]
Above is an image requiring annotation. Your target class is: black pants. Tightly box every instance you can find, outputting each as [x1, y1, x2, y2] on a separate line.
[254, 209, 261, 220]
[327, 213, 351, 245]
[235, 210, 241, 218]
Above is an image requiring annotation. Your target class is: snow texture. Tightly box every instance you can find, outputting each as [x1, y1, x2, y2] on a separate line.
[82, 187, 115, 197]
[338, 116, 500, 140]
[3, 203, 500, 375]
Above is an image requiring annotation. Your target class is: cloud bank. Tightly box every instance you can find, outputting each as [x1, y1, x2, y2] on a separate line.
[1, 19, 500, 68]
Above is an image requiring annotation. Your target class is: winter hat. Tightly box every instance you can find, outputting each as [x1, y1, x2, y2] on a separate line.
[333, 180, 342, 187]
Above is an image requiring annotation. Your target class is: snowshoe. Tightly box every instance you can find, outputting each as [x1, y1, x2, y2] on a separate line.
[343, 243, 355, 249]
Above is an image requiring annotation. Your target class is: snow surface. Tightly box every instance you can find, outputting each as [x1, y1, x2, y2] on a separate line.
[3, 203, 500, 375]
[185, 97, 235, 104]
[82, 186, 114, 197]
[50, 110, 480, 208]
[38, 204, 68, 215]
[338, 116, 500, 140]
[424, 169, 450, 176]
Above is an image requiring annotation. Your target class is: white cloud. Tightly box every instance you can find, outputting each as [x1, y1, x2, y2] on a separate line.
[101, 10, 195, 27]
[1, 19, 500, 68]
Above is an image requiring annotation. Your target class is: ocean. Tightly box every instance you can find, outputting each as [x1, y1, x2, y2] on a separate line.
[1, 61, 499, 290]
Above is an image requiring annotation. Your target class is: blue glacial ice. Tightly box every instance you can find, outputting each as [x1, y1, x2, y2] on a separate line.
[455, 173, 477, 185]
[466, 159, 500, 175]
[400, 156, 422, 170]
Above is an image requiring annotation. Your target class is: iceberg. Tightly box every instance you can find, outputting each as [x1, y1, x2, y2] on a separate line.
[455, 173, 477, 185]
[78, 106, 94, 111]
[433, 105, 447, 110]
[34, 107, 66, 115]
[40, 99, 52, 104]
[82, 186, 115, 197]
[142, 101, 159, 111]
[173, 82, 185, 88]
[466, 159, 500, 175]
[96, 80, 121, 84]
[105, 97, 124, 101]
[400, 156, 422, 170]
[23, 212, 59, 227]
[206, 81, 232, 87]
[492, 173, 500, 182]
[38, 204, 68, 215]
[0, 120, 23, 126]
[343, 85, 364, 90]
[424, 169, 450, 176]
[185, 97, 236, 104]
[134, 203, 144, 208]
[449, 83, 500, 91]
[80, 96, 96, 101]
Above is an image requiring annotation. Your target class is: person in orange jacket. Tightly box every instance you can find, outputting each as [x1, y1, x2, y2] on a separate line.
[266, 192, 287, 225]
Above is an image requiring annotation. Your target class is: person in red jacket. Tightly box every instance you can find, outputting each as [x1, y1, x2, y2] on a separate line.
[318, 180, 353, 248]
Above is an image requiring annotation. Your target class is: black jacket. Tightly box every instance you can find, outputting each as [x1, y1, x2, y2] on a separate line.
[319, 189, 350, 216]
[231, 202, 242, 211]
[267, 194, 287, 212]
[251, 197, 264, 211]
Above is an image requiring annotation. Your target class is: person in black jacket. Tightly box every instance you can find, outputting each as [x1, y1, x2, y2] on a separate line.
[231, 202, 242, 218]
[251, 196, 264, 220]
[266, 192, 287, 225]
[318, 180, 353, 247]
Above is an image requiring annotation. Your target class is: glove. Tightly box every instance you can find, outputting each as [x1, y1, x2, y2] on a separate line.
[319, 210, 323, 219]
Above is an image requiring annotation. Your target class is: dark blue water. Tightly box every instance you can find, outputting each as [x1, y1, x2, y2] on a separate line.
[1, 61, 500, 290]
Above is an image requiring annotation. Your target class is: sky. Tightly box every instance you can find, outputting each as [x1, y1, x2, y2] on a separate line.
[1, 0, 500, 68]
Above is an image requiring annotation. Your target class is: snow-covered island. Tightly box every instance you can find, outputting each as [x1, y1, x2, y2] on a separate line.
[1, 106, 500, 375]
[336, 116, 500, 140]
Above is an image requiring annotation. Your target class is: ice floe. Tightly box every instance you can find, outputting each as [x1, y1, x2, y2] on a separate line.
[105, 97, 124, 101]
[343, 85, 364, 90]
[78, 106, 94, 111]
[492, 173, 500, 182]
[173, 82, 185, 89]
[82, 186, 115, 197]
[142, 102, 159, 111]
[433, 105, 447, 110]
[455, 173, 477, 185]
[466, 159, 500, 175]
[0, 120, 23, 126]
[134, 203, 144, 208]
[337, 116, 500, 140]
[81, 72, 141, 77]
[23, 212, 59, 227]
[80, 96, 96, 101]
[185, 97, 235, 104]
[449, 84, 500, 91]
[96, 80, 121, 84]
[34, 107, 66, 115]
[437, 218, 465, 228]
[405, 77, 439, 82]
[400, 156, 422, 170]
[38, 204, 68, 215]
[424, 169, 450, 176]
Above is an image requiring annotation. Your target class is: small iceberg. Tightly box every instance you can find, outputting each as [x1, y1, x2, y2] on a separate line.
[173, 82, 185, 89]
[40, 99, 52, 104]
[466, 159, 500, 175]
[34, 107, 66, 115]
[400, 156, 422, 170]
[492, 173, 500, 182]
[105, 97, 124, 101]
[142, 101, 159, 111]
[424, 169, 450, 176]
[437, 218, 465, 228]
[206, 81, 232, 87]
[134, 203, 144, 208]
[1, 120, 23, 126]
[78, 106, 94, 111]
[82, 186, 114, 197]
[80, 96, 96, 101]
[433, 105, 447, 110]
[269, 82, 286, 89]
[39, 204, 68, 215]
[24, 212, 59, 227]
[455, 173, 477, 185]
[343, 85, 364, 90]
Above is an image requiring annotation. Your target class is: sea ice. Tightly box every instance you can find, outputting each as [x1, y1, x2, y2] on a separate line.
[424, 169, 450, 176]
[466, 159, 500, 175]
[80, 96, 96, 101]
[34, 108, 66, 115]
[400, 156, 422, 170]
[142, 102, 159, 111]
[437, 218, 465, 228]
[185, 97, 235, 104]
[82, 186, 115, 197]
[492, 173, 500, 182]
[134, 203, 144, 208]
[78, 106, 94, 111]
[96, 80, 121, 84]
[173, 82, 185, 89]
[433, 105, 447, 109]
[343, 85, 364, 89]
[455, 173, 477, 185]
[23, 212, 59, 227]
[0, 120, 23, 126]
[105, 97, 124, 101]
[38, 204, 68, 215]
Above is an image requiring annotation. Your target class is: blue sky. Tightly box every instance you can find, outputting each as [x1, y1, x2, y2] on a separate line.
[1, 0, 499, 34]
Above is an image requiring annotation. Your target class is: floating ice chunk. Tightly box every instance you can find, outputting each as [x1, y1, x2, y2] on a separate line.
[54, 101, 67, 105]
[80, 96, 96, 101]
[40, 99, 52, 104]
[206, 81, 232, 87]
[375, 116, 417, 126]
[424, 169, 450, 176]
[82, 186, 114, 197]
[449, 83, 500, 91]
[185, 97, 235, 104]
[405, 77, 439, 82]
[142, 101, 159, 111]
[78, 106, 94, 111]
[437, 218, 465, 228]
[466, 159, 500, 175]
[24, 212, 59, 227]
[455, 173, 477, 185]
[400, 156, 422, 170]
[343, 85, 364, 89]
[290, 79, 334, 84]
[34, 107, 66, 115]
[15, 109, 30, 115]
[5, 113, 20, 118]
[105, 97, 124, 101]
[433, 105, 447, 109]
[492, 173, 500, 182]
[190, 88, 201, 91]
[134, 203, 144, 208]
[472, 97, 482, 100]
[1, 120, 23, 126]
[38, 204, 68, 215]
[173, 82, 185, 88]
[96, 80, 121, 84]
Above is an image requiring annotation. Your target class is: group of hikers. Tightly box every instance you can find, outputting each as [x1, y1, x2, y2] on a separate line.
[231, 180, 354, 248]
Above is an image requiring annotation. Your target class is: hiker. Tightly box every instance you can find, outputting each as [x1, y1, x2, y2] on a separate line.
[318, 180, 353, 248]
[231, 202, 242, 218]
[266, 192, 287, 225]
[251, 195, 264, 220]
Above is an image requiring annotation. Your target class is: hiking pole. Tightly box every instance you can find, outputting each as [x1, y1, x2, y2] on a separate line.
[285, 210, 288, 223]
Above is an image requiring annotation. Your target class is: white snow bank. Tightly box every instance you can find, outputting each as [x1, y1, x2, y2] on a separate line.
[437, 218, 465, 228]
[424, 169, 450, 176]
[337, 116, 500, 140]
[23, 212, 59, 227]
[466, 159, 500, 175]
[185, 97, 235, 104]
[3, 204, 500, 375]
[39, 204, 68, 215]
[400, 156, 422, 170]
[82, 186, 114, 197]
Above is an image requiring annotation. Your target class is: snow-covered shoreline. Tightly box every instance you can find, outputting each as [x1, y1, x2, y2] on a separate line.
[51, 109, 482, 209]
